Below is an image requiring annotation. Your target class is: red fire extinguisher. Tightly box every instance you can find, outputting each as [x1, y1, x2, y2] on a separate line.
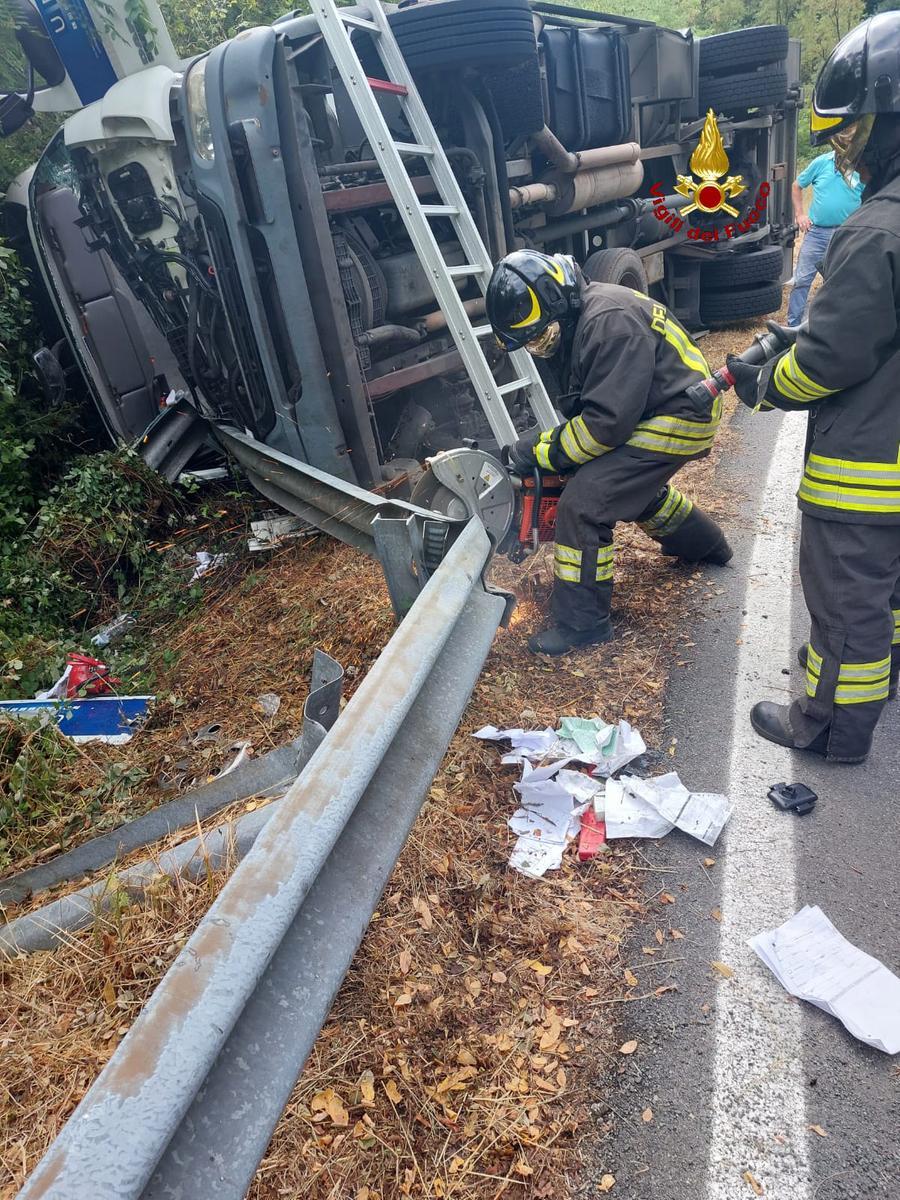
[65, 654, 120, 697]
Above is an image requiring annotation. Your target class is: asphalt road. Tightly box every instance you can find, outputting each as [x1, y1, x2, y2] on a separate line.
[588, 403, 900, 1200]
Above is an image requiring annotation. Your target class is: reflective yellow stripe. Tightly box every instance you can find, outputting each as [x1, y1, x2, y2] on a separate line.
[805, 454, 900, 484]
[807, 644, 823, 671]
[535, 440, 553, 471]
[554, 544, 582, 566]
[662, 318, 709, 377]
[560, 423, 593, 465]
[894, 609, 900, 645]
[570, 415, 611, 457]
[510, 285, 541, 330]
[596, 545, 615, 582]
[835, 680, 890, 704]
[640, 486, 693, 536]
[838, 657, 890, 681]
[554, 562, 582, 583]
[798, 477, 900, 514]
[628, 427, 717, 456]
[773, 346, 837, 404]
[810, 108, 843, 133]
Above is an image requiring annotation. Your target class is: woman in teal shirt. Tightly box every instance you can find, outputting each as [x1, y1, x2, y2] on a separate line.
[787, 150, 864, 325]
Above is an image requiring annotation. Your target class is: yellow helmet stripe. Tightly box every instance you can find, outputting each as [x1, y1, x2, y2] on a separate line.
[509, 284, 542, 330]
[543, 258, 566, 284]
[810, 109, 843, 133]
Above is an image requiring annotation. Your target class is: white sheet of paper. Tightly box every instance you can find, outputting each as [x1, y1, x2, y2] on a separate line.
[555, 768, 604, 805]
[749, 906, 900, 1055]
[604, 778, 675, 840]
[621, 773, 732, 846]
[509, 834, 565, 878]
[593, 720, 647, 777]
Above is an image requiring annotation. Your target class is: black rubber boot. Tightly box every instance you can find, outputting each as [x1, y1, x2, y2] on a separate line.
[797, 643, 898, 700]
[528, 619, 614, 656]
[654, 505, 733, 566]
[749, 701, 869, 764]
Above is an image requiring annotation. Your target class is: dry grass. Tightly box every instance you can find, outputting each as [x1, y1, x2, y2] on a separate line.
[0, 298, 783, 1199]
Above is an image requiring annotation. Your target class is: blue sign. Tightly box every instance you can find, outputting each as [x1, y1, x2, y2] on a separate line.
[33, 0, 118, 105]
[0, 696, 154, 743]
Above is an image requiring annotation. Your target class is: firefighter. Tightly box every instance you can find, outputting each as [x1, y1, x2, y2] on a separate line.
[727, 12, 900, 763]
[486, 249, 732, 656]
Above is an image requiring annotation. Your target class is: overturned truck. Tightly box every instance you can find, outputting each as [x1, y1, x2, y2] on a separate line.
[6, 1, 799, 516]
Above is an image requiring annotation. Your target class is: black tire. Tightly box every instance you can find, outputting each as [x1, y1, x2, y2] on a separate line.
[391, 0, 537, 71]
[582, 248, 649, 293]
[699, 281, 783, 326]
[698, 25, 789, 77]
[700, 246, 784, 288]
[699, 69, 788, 115]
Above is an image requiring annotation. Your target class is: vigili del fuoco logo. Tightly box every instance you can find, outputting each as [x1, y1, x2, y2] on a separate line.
[649, 109, 770, 240]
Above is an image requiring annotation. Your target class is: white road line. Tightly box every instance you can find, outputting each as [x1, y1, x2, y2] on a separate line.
[706, 415, 811, 1200]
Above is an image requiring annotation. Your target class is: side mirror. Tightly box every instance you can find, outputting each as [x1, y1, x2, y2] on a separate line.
[0, 92, 34, 136]
[33, 346, 67, 407]
[10, 0, 66, 87]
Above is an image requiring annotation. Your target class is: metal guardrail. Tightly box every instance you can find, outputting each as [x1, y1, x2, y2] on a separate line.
[17, 519, 508, 1200]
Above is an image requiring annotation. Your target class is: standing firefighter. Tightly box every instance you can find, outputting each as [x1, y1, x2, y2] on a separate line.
[728, 12, 900, 763]
[486, 249, 732, 656]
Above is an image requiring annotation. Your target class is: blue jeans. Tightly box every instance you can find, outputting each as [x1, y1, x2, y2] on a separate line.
[787, 224, 835, 326]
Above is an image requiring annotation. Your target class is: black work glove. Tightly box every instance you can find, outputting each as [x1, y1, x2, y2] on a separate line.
[501, 437, 538, 474]
[726, 354, 766, 410]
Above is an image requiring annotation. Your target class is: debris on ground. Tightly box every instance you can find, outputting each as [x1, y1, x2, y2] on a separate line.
[248, 512, 313, 552]
[213, 740, 253, 780]
[89, 614, 137, 648]
[474, 716, 646, 776]
[768, 781, 818, 816]
[254, 693, 282, 718]
[578, 810, 607, 861]
[750, 906, 900, 1055]
[0, 695, 154, 745]
[189, 550, 229, 581]
[605, 773, 731, 846]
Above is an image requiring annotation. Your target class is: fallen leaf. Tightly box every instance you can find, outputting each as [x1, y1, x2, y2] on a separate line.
[655, 929, 664, 946]
[102, 980, 116, 1007]
[358, 1069, 375, 1104]
[527, 960, 553, 976]
[325, 1093, 349, 1127]
[394, 993, 414, 1007]
[670, 929, 685, 940]
[704, 857, 717, 868]
[514, 1160, 533, 1176]
[598, 1173, 616, 1192]
[809, 1124, 828, 1138]
[711, 961, 734, 979]
[357, 1189, 370, 1200]
[710, 908, 723, 922]
[743, 1170, 763, 1195]
[660, 892, 676, 905]
[642, 1107, 654, 1123]
[624, 968, 639, 988]
[491, 970, 507, 984]
[384, 1079, 403, 1104]
[398, 950, 412, 975]
[655, 984, 678, 996]
[619, 1040, 638, 1055]
[414, 898, 433, 930]
[457, 1048, 477, 1066]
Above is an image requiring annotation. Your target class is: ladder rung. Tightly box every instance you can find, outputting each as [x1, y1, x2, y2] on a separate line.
[393, 141, 434, 157]
[420, 204, 459, 217]
[368, 77, 407, 96]
[497, 378, 530, 396]
[472, 325, 494, 338]
[447, 264, 485, 279]
[340, 13, 380, 32]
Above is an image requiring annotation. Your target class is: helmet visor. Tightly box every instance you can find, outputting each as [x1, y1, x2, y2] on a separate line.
[830, 113, 874, 182]
[524, 321, 561, 358]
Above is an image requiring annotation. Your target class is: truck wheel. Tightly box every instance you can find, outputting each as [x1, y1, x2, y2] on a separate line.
[699, 70, 788, 115]
[699, 281, 783, 326]
[582, 248, 648, 293]
[700, 246, 784, 288]
[389, 0, 538, 71]
[698, 25, 789, 77]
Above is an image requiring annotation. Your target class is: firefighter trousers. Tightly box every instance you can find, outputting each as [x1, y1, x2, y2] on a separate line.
[790, 515, 900, 760]
[550, 447, 728, 632]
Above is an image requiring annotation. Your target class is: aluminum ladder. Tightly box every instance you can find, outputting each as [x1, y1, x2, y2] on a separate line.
[307, 0, 559, 446]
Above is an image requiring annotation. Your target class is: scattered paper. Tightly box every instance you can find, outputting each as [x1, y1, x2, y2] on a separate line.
[474, 718, 645, 775]
[557, 716, 616, 756]
[604, 773, 732, 846]
[605, 777, 675, 840]
[190, 550, 229, 581]
[508, 834, 565, 879]
[750, 906, 900, 1055]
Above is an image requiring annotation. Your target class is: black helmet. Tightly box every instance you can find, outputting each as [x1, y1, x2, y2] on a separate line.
[486, 249, 580, 352]
[811, 14, 900, 178]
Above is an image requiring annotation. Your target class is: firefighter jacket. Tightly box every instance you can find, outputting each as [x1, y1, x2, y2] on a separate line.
[763, 173, 900, 524]
[528, 281, 721, 473]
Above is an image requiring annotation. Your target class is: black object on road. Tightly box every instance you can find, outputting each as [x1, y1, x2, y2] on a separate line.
[768, 781, 818, 816]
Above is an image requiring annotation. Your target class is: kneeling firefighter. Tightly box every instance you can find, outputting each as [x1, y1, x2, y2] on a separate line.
[486, 249, 732, 656]
[728, 11, 900, 764]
